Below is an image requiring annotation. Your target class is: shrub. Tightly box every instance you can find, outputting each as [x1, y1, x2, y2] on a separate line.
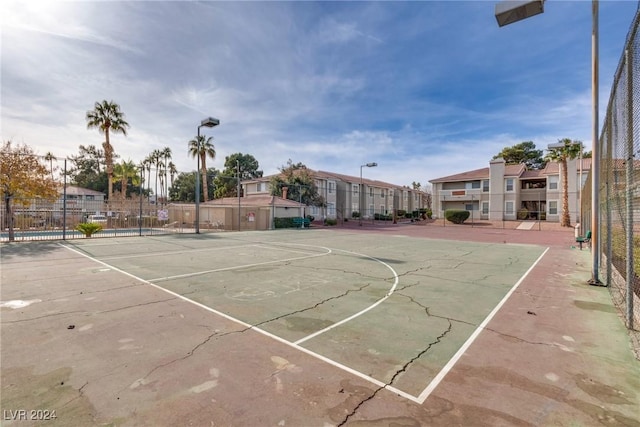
[444, 209, 470, 224]
[517, 208, 528, 220]
[324, 218, 337, 226]
[374, 213, 392, 221]
[396, 209, 406, 218]
[274, 217, 295, 228]
[426, 209, 433, 219]
[352, 211, 360, 218]
[76, 222, 103, 237]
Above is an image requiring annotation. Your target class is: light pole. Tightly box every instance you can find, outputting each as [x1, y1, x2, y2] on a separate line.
[195, 117, 220, 234]
[495, 0, 601, 285]
[360, 162, 378, 226]
[237, 159, 241, 232]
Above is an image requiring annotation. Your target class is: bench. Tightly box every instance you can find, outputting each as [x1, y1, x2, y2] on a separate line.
[576, 230, 592, 250]
[292, 217, 310, 228]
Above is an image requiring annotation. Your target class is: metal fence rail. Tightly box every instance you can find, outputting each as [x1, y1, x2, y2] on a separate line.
[583, 5, 640, 332]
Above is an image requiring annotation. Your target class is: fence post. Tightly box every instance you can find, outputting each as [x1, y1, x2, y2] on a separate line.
[606, 117, 613, 289]
[63, 159, 67, 241]
[625, 47, 635, 329]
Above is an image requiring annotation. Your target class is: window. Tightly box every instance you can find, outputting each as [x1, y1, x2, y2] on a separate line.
[549, 201, 558, 215]
[257, 182, 263, 192]
[505, 179, 514, 192]
[353, 184, 358, 194]
[369, 204, 374, 215]
[369, 187, 374, 197]
[549, 176, 559, 190]
[327, 203, 335, 216]
[380, 205, 386, 214]
[352, 203, 358, 213]
[85, 195, 95, 201]
[465, 204, 474, 211]
[505, 201, 514, 215]
[328, 182, 335, 194]
[471, 181, 481, 189]
[482, 202, 489, 215]
[482, 180, 489, 192]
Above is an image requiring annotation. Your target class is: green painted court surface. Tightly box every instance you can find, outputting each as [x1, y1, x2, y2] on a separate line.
[62, 229, 546, 402]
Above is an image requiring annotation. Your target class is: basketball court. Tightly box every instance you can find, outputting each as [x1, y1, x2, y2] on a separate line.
[1, 227, 638, 426]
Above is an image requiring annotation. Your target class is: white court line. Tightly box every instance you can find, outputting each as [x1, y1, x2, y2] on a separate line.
[58, 242, 548, 404]
[99, 243, 258, 261]
[294, 248, 399, 345]
[58, 242, 419, 403]
[147, 246, 332, 282]
[414, 247, 550, 404]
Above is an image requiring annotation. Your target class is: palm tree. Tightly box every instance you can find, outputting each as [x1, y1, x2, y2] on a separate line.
[44, 152, 56, 180]
[150, 149, 162, 205]
[168, 161, 177, 188]
[86, 100, 130, 202]
[545, 138, 582, 227]
[161, 147, 172, 205]
[113, 160, 140, 200]
[188, 135, 216, 202]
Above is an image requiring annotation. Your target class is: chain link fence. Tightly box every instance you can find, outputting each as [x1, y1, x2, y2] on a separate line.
[583, 5, 640, 334]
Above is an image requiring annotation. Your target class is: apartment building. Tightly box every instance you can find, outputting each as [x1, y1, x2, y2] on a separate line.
[242, 168, 426, 221]
[429, 157, 590, 223]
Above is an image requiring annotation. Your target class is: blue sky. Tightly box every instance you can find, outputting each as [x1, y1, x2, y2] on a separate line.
[1, 1, 638, 188]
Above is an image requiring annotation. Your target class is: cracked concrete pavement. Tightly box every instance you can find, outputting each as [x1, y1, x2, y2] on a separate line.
[1, 227, 639, 426]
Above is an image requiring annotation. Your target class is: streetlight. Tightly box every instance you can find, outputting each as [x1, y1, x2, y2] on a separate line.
[195, 117, 220, 234]
[495, 0, 601, 285]
[360, 162, 378, 226]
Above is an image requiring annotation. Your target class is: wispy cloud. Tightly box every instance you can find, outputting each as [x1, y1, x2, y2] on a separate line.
[1, 1, 637, 187]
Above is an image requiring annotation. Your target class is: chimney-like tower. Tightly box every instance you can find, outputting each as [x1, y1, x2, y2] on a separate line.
[282, 186, 288, 200]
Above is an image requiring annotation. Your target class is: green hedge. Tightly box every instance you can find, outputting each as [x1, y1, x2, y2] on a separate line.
[374, 213, 393, 221]
[444, 209, 470, 224]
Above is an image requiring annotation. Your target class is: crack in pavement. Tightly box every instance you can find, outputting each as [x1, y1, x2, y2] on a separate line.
[60, 381, 89, 408]
[1, 310, 87, 324]
[251, 283, 371, 328]
[337, 293, 454, 427]
[130, 283, 375, 387]
[96, 297, 176, 314]
[337, 320, 453, 427]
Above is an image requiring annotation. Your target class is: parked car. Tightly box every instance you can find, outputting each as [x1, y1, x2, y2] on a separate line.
[87, 214, 107, 223]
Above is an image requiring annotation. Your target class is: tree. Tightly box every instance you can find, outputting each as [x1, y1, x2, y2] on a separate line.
[269, 159, 324, 207]
[44, 152, 56, 180]
[411, 181, 421, 190]
[113, 160, 140, 199]
[169, 172, 196, 202]
[67, 145, 107, 192]
[0, 141, 58, 241]
[188, 135, 216, 202]
[213, 153, 262, 199]
[86, 100, 130, 202]
[161, 147, 172, 204]
[493, 141, 545, 169]
[545, 138, 582, 227]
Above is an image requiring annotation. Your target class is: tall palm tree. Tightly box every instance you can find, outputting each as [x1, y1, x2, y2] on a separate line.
[44, 152, 56, 180]
[113, 160, 140, 200]
[161, 147, 172, 205]
[168, 161, 177, 188]
[150, 149, 162, 205]
[85, 100, 130, 202]
[143, 156, 153, 203]
[545, 138, 582, 227]
[188, 135, 216, 202]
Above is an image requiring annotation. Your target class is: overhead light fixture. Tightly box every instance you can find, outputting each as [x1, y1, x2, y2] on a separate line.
[495, 0, 545, 27]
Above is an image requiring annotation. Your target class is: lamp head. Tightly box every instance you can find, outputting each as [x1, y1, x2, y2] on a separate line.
[200, 117, 220, 128]
[365, 162, 378, 168]
[495, 0, 544, 27]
